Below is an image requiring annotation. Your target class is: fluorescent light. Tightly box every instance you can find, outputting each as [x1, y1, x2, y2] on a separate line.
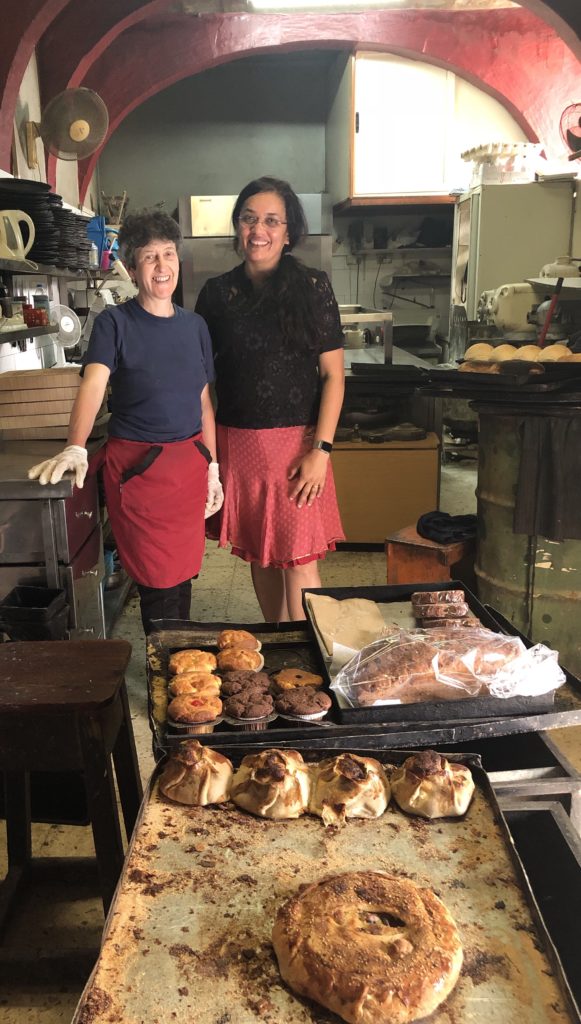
[250, 1, 403, 9]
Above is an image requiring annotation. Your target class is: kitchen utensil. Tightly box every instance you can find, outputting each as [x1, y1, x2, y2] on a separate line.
[0, 210, 36, 264]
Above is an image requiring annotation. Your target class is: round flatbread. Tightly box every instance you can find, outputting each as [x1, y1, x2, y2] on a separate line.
[272, 870, 463, 1024]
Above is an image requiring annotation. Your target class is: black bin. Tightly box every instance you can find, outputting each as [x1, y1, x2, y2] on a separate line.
[0, 586, 69, 640]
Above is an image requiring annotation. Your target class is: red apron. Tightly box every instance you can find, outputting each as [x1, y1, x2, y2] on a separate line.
[91, 434, 210, 589]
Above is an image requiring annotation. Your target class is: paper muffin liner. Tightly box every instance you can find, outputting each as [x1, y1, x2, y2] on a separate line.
[222, 711, 277, 732]
[167, 717, 222, 735]
[276, 709, 329, 722]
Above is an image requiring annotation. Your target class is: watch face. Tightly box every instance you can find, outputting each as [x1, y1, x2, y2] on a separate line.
[314, 440, 333, 453]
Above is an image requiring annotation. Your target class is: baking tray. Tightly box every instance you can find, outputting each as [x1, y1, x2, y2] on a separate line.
[302, 582, 562, 724]
[71, 747, 580, 1023]
[146, 620, 343, 757]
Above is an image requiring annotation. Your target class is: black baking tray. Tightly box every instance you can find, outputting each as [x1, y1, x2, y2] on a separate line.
[302, 582, 561, 724]
[146, 619, 344, 758]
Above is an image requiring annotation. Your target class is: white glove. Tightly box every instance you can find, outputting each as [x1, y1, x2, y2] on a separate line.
[28, 445, 89, 488]
[205, 461, 224, 518]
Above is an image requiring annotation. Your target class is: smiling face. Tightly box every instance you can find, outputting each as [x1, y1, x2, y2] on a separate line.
[236, 191, 290, 280]
[132, 238, 179, 314]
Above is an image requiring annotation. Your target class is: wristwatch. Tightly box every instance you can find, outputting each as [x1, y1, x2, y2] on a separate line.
[313, 440, 333, 454]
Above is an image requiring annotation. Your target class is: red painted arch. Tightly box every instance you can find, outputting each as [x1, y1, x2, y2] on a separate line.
[77, 8, 581, 202]
[0, 0, 70, 170]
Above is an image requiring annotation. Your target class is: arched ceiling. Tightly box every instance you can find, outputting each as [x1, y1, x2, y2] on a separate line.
[0, 1, 579, 202]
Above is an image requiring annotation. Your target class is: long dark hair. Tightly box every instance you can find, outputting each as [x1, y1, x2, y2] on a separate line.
[232, 176, 321, 350]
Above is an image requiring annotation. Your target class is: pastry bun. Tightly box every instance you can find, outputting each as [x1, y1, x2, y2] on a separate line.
[513, 344, 541, 361]
[464, 342, 493, 361]
[492, 343, 517, 361]
[158, 740, 233, 805]
[230, 748, 310, 819]
[563, 352, 581, 362]
[459, 360, 499, 374]
[391, 750, 475, 819]
[216, 629, 261, 652]
[272, 870, 463, 1024]
[216, 648, 264, 673]
[271, 668, 323, 691]
[538, 343, 569, 361]
[169, 672, 221, 698]
[167, 693, 222, 724]
[169, 649, 217, 675]
[309, 753, 390, 826]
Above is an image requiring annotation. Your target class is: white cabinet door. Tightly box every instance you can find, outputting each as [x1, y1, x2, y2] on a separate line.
[353, 53, 454, 196]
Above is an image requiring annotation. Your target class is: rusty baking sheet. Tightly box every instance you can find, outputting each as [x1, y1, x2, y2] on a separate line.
[72, 749, 579, 1024]
[146, 620, 340, 756]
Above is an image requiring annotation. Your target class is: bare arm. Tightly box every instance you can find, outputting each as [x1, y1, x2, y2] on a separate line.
[288, 347, 345, 507]
[67, 363, 111, 447]
[200, 383, 217, 462]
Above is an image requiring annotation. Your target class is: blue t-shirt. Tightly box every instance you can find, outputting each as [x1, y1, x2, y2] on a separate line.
[82, 299, 214, 442]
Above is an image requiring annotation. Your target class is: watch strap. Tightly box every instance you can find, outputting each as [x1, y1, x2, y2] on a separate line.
[313, 439, 333, 454]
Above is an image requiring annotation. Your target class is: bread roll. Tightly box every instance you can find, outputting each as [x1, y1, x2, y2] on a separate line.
[216, 648, 264, 672]
[513, 344, 541, 361]
[308, 753, 390, 826]
[391, 750, 475, 819]
[538, 343, 569, 361]
[169, 649, 217, 674]
[158, 740, 233, 805]
[492, 343, 517, 361]
[272, 871, 463, 1024]
[230, 748, 310, 819]
[563, 352, 581, 362]
[459, 360, 499, 374]
[216, 629, 261, 652]
[464, 342, 493, 361]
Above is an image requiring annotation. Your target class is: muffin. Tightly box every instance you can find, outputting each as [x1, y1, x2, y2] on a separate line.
[216, 648, 264, 673]
[274, 687, 332, 720]
[169, 649, 217, 675]
[220, 670, 271, 697]
[167, 693, 222, 724]
[216, 629, 262, 652]
[271, 668, 324, 692]
[223, 690, 274, 721]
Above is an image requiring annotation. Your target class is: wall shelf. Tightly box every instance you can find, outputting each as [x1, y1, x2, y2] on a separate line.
[351, 248, 452, 258]
[0, 324, 56, 343]
[334, 196, 457, 214]
[0, 258, 95, 279]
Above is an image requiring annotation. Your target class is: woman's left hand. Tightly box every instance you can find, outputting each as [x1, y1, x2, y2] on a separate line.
[288, 449, 330, 508]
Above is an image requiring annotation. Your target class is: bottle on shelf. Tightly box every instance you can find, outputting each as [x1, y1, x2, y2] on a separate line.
[33, 283, 50, 313]
[0, 273, 13, 318]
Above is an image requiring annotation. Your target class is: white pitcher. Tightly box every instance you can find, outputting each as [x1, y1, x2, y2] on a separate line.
[0, 210, 36, 264]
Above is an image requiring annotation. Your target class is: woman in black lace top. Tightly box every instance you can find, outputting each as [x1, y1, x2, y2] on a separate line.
[196, 177, 345, 621]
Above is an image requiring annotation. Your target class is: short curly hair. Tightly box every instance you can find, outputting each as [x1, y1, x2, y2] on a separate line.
[118, 209, 182, 269]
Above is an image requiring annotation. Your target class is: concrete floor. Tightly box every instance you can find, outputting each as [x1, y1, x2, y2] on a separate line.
[0, 460, 579, 1023]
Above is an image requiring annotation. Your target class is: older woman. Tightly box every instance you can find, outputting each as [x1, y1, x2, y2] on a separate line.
[29, 209, 223, 633]
[196, 177, 345, 622]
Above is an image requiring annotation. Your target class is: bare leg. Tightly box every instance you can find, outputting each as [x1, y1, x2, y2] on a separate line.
[250, 562, 289, 622]
[283, 561, 322, 621]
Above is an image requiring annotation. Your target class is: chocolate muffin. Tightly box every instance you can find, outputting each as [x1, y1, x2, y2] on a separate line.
[274, 687, 332, 719]
[223, 691, 274, 721]
[220, 670, 272, 697]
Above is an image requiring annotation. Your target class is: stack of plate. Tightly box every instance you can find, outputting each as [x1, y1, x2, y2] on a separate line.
[0, 178, 92, 270]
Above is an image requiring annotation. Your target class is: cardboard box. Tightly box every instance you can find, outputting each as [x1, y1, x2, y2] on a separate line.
[0, 387, 80, 406]
[0, 368, 81, 392]
[0, 413, 109, 441]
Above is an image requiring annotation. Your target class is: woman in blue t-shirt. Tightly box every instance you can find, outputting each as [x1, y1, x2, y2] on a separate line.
[196, 177, 345, 622]
[29, 210, 223, 633]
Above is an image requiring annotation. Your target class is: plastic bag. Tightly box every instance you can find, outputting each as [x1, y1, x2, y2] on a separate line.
[331, 626, 565, 707]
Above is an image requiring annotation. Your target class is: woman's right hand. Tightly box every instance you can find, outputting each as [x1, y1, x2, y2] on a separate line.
[28, 445, 89, 488]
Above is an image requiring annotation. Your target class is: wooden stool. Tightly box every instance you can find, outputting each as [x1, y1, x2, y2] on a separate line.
[385, 524, 476, 585]
[0, 640, 143, 940]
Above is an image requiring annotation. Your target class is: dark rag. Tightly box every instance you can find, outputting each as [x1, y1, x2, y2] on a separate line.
[514, 415, 581, 541]
[416, 511, 477, 544]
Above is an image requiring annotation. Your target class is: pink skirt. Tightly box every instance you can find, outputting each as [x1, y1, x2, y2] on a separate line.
[207, 425, 345, 569]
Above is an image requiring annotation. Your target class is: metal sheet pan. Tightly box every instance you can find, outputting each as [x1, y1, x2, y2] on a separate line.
[301, 583, 574, 723]
[72, 748, 579, 1024]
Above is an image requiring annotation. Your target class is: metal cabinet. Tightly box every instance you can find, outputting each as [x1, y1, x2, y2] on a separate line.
[0, 445, 106, 639]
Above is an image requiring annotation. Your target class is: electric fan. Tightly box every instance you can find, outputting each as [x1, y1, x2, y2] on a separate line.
[25, 88, 109, 168]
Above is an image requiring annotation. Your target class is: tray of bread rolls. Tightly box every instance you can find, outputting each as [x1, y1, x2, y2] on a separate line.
[146, 620, 345, 755]
[302, 582, 580, 724]
[71, 744, 580, 1024]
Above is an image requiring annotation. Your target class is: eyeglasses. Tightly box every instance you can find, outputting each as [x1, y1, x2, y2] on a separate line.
[239, 213, 287, 229]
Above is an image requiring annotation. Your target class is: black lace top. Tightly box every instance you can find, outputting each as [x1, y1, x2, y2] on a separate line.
[195, 262, 343, 429]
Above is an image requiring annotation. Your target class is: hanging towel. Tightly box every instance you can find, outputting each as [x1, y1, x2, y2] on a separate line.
[514, 415, 581, 541]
